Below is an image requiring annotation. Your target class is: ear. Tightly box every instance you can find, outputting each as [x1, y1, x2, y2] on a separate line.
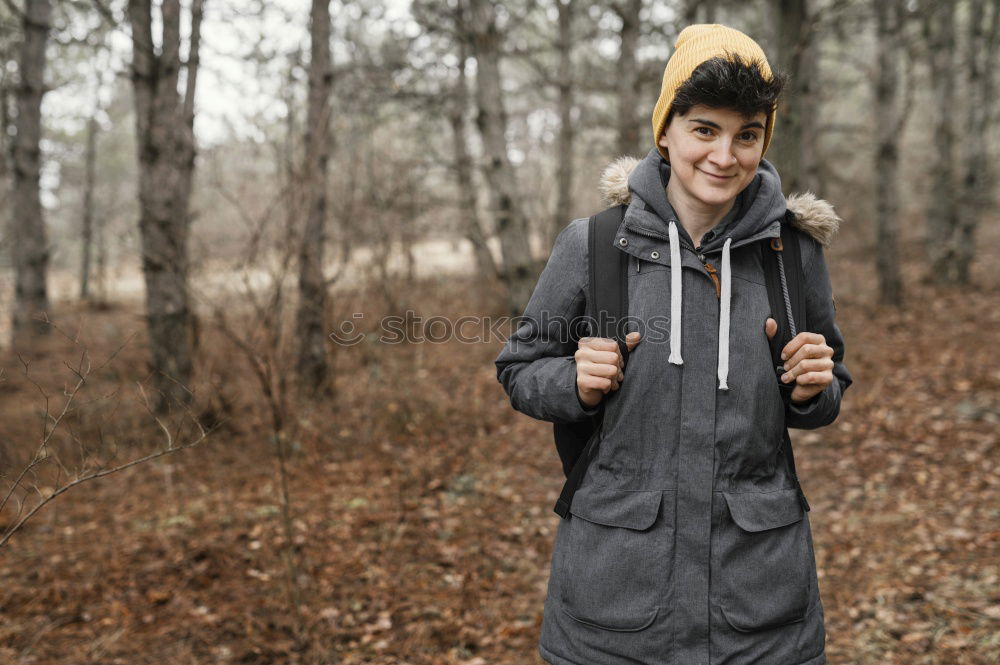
[658, 133, 670, 162]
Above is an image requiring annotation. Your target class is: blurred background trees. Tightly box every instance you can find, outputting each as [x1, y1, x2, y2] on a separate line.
[0, 0, 997, 392]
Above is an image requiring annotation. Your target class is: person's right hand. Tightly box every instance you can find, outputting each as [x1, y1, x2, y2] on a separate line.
[575, 332, 642, 408]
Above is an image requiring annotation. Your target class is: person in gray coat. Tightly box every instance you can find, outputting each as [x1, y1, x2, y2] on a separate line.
[494, 23, 853, 665]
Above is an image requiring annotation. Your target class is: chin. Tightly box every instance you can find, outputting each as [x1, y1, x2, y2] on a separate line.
[694, 187, 737, 207]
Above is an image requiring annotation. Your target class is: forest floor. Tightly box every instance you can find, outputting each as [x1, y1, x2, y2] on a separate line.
[0, 231, 997, 665]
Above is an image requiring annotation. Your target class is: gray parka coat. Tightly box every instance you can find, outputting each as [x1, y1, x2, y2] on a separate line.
[494, 147, 853, 665]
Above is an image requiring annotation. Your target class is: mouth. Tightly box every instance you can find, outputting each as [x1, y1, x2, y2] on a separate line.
[699, 169, 736, 181]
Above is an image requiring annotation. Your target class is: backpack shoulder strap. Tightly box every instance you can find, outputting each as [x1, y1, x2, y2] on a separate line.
[780, 209, 808, 333]
[761, 209, 808, 377]
[588, 203, 631, 367]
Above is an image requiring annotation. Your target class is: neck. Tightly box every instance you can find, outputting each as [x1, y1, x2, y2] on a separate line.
[665, 178, 735, 248]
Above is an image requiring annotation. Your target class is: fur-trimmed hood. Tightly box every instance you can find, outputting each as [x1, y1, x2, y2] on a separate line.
[598, 155, 841, 247]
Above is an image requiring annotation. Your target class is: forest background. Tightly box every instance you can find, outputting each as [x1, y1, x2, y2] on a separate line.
[0, 0, 997, 663]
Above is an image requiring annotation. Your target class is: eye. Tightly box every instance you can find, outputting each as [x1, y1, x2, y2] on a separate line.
[739, 131, 759, 143]
[694, 126, 714, 136]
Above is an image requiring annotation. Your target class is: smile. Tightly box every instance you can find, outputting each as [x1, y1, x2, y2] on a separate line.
[699, 169, 736, 181]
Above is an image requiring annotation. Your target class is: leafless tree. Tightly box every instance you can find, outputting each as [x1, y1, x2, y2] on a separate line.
[127, 0, 204, 412]
[410, 0, 501, 278]
[450, 29, 500, 280]
[551, 0, 577, 245]
[10, 0, 52, 347]
[873, 0, 908, 305]
[956, 0, 1000, 284]
[80, 113, 98, 302]
[922, 0, 960, 284]
[296, 0, 333, 397]
[614, 0, 644, 158]
[465, 0, 537, 316]
[768, 0, 819, 195]
[684, 0, 719, 23]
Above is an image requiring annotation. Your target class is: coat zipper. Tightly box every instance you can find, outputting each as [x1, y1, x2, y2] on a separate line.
[623, 221, 721, 297]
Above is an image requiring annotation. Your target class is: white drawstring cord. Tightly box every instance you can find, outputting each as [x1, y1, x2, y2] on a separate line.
[717, 237, 733, 389]
[668, 220, 683, 365]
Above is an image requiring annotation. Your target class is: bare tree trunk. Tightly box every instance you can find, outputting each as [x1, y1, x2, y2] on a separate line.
[10, 0, 51, 347]
[296, 0, 333, 397]
[956, 0, 999, 284]
[0, 84, 8, 273]
[128, 0, 203, 412]
[95, 189, 107, 302]
[684, 0, 718, 23]
[80, 114, 97, 302]
[769, 0, 817, 195]
[614, 0, 642, 158]
[449, 30, 498, 280]
[923, 1, 959, 284]
[466, 0, 536, 317]
[796, 17, 819, 193]
[552, 0, 575, 246]
[874, 0, 905, 306]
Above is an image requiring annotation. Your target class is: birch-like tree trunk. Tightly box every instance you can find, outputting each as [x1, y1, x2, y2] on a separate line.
[128, 0, 204, 412]
[296, 0, 333, 396]
[923, 1, 959, 284]
[10, 0, 51, 346]
[552, 0, 575, 244]
[448, 33, 498, 280]
[874, 0, 905, 305]
[614, 0, 642, 158]
[956, 0, 1000, 284]
[466, 0, 536, 316]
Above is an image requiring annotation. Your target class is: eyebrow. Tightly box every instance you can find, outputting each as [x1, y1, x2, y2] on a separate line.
[688, 118, 766, 131]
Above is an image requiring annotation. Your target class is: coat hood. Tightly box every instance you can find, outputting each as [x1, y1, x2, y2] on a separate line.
[598, 151, 842, 248]
[596, 148, 843, 390]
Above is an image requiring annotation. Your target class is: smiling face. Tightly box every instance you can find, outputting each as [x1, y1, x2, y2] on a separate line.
[658, 104, 767, 211]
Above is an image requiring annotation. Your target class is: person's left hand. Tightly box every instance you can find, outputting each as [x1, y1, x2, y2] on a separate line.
[764, 318, 834, 403]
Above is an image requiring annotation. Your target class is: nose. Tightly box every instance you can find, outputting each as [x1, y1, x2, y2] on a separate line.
[708, 139, 738, 170]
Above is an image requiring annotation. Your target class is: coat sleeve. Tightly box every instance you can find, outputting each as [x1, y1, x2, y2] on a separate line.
[784, 231, 853, 429]
[494, 217, 602, 424]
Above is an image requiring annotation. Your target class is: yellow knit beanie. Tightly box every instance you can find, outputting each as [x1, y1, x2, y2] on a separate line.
[652, 24, 777, 162]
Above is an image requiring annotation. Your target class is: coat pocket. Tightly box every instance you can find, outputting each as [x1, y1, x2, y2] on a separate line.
[556, 487, 673, 632]
[716, 488, 812, 633]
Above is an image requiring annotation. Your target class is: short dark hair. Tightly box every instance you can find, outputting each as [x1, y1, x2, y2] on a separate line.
[666, 53, 787, 123]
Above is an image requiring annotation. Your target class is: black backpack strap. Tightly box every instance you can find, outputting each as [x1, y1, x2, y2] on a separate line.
[589, 204, 631, 368]
[554, 425, 603, 518]
[780, 210, 808, 334]
[761, 210, 807, 402]
[762, 209, 811, 513]
[553, 204, 629, 519]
